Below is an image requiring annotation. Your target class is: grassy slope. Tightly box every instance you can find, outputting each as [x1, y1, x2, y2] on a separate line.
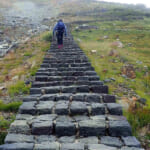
[72, 18, 150, 148]
[0, 31, 52, 144]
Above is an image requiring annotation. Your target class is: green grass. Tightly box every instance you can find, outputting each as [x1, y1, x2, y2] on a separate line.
[8, 81, 31, 97]
[72, 18, 150, 107]
[124, 107, 150, 136]
[0, 101, 22, 112]
[0, 115, 16, 145]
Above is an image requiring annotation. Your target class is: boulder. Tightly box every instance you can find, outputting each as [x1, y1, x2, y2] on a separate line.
[121, 65, 136, 79]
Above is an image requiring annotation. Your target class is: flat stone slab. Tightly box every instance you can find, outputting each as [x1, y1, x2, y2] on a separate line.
[36, 101, 55, 114]
[58, 136, 75, 143]
[91, 103, 105, 115]
[100, 136, 123, 148]
[9, 120, 30, 135]
[55, 101, 69, 115]
[79, 136, 99, 144]
[35, 135, 56, 143]
[61, 143, 84, 150]
[19, 101, 36, 115]
[5, 134, 34, 144]
[79, 119, 106, 136]
[70, 101, 89, 115]
[107, 103, 123, 115]
[121, 147, 145, 150]
[34, 142, 60, 150]
[109, 120, 132, 136]
[0, 143, 34, 150]
[122, 136, 141, 147]
[55, 121, 76, 137]
[87, 144, 118, 150]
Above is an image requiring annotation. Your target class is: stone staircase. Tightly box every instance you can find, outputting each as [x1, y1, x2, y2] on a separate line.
[0, 31, 144, 150]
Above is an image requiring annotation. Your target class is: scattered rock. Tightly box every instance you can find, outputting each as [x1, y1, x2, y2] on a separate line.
[103, 69, 108, 73]
[100, 55, 105, 58]
[136, 61, 143, 64]
[91, 50, 97, 54]
[108, 49, 119, 57]
[138, 98, 147, 105]
[104, 35, 109, 39]
[128, 43, 132, 47]
[121, 65, 136, 79]
[111, 41, 123, 48]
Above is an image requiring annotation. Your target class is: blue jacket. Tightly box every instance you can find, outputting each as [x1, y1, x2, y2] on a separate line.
[53, 21, 67, 36]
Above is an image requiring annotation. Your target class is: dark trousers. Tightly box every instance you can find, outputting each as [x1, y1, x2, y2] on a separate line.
[56, 32, 63, 45]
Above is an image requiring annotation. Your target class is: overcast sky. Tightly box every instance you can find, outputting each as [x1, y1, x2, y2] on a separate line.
[97, 0, 150, 8]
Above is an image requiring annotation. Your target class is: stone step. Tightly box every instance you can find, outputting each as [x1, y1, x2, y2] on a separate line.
[35, 75, 100, 82]
[22, 93, 115, 103]
[32, 81, 103, 88]
[8, 115, 132, 137]
[19, 101, 122, 116]
[42, 59, 89, 63]
[41, 62, 92, 67]
[36, 71, 97, 76]
[1, 135, 142, 150]
[29, 85, 108, 95]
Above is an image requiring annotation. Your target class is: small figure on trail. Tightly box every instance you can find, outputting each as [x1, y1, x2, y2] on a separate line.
[53, 19, 67, 49]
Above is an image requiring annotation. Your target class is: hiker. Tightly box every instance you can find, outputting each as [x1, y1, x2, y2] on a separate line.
[53, 19, 67, 49]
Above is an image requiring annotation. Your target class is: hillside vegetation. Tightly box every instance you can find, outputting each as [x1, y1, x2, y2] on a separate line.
[0, 0, 150, 149]
[67, 1, 150, 148]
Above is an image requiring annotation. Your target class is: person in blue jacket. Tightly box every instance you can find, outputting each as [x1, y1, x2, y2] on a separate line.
[53, 19, 67, 49]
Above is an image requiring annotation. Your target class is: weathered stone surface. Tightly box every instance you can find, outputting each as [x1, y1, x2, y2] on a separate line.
[73, 115, 89, 122]
[32, 121, 53, 135]
[16, 114, 34, 121]
[43, 87, 60, 94]
[58, 136, 75, 143]
[107, 103, 123, 115]
[55, 121, 76, 137]
[35, 135, 56, 143]
[61, 143, 84, 150]
[101, 136, 123, 148]
[91, 103, 105, 115]
[109, 120, 132, 136]
[79, 119, 106, 136]
[62, 86, 76, 93]
[121, 147, 144, 150]
[107, 115, 127, 121]
[5, 134, 34, 144]
[9, 120, 30, 135]
[86, 94, 101, 103]
[34, 142, 60, 150]
[102, 95, 116, 103]
[79, 136, 99, 144]
[19, 101, 36, 115]
[36, 101, 55, 114]
[122, 136, 141, 147]
[72, 94, 84, 101]
[70, 101, 88, 115]
[55, 101, 69, 115]
[76, 85, 89, 92]
[87, 144, 118, 150]
[0, 143, 34, 150]
[31, 114, 57, 135]
[90, 85, 108, 93]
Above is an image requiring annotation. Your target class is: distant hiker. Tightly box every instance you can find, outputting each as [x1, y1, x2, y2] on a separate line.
[53, 19, 67, 49]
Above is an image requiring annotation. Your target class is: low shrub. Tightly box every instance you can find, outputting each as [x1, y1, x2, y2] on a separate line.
[42, 32, 52, 42]
[8, 81, 31, 97]
[125, 107, 150, 136]
[0, 100, 22, 112]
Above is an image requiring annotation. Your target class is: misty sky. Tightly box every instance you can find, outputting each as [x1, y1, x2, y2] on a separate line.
[97, 0, 150, 8]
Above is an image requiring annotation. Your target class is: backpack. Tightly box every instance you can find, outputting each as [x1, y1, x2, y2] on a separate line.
[57, 22, 65, 33]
